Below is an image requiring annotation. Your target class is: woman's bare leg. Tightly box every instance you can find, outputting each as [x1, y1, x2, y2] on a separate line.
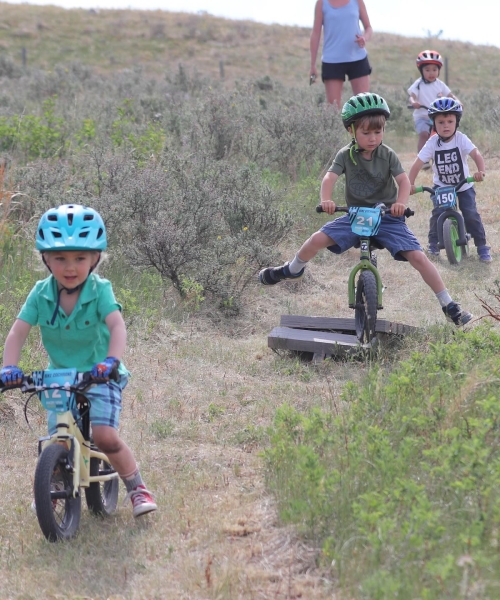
[350, 75, 370, 95]
[324, 79, 344, 107]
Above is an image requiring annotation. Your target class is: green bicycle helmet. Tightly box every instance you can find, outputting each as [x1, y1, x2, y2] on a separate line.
[36, 204, 107, 252]
[341, 93, 391, 129]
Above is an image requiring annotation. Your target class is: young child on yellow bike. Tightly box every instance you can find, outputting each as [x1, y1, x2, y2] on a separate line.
[1, 204, 157, 517]
[259, 92, 473, 326]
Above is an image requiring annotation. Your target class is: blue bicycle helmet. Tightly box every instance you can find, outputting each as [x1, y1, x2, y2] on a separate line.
[428, 97, 463, 126]
[36, 204, 107, 252]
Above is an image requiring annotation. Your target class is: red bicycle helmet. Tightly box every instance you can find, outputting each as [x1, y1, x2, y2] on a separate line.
[416, 50, 443, 71]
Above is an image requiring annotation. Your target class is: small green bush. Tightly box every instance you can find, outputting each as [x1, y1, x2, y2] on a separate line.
[265, 325, 500, 598]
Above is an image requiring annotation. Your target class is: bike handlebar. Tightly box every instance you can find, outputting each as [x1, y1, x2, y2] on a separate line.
[0, 369, 119, 394]
[413, 176, 476, 195]
[315, 204, 414, 218]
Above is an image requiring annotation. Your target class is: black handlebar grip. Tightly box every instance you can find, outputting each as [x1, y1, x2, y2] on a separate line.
[315, 205, 324, 213]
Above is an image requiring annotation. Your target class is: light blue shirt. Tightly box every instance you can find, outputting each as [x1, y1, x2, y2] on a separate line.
[18, 274, 129, 375]
[322, 0, 367, 64]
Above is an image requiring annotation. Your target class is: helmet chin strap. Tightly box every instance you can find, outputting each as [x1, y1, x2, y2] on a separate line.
[435, 123, 458, 146]
[349, 122, 381, 165]
[50, 285, 81, 325]
[349, 123, 364, 165]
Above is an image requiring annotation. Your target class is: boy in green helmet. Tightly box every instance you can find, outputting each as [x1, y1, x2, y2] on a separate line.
[259, 92, 472, 326]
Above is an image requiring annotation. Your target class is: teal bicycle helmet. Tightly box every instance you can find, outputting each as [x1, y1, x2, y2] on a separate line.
[36, 204, 107, 252]
[341, 93, 391, 129]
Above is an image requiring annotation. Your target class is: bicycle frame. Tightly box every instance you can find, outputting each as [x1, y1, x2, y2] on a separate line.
[25, 372, 119, 500]
[315, 204, 413, 310]
[347, 238, 383, 310]
[39, 416, 118, 499]
[413, 176, 475, 256]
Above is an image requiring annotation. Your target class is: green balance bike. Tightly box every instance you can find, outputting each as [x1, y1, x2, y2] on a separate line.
[413, 176, 476, 265]
[316, 203, 414, 345]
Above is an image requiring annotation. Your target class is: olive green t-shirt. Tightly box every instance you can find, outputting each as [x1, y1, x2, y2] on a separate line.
[328, 143, 405, 207]
[17, 274, 129, 375]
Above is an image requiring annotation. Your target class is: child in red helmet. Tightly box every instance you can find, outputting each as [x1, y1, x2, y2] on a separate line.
[408, 50, 460, 162]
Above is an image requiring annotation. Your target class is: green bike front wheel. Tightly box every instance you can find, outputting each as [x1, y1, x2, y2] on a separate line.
[34, 443, 81, 542]
[354, 270, 378, 345]
[443, 218, 464, 264]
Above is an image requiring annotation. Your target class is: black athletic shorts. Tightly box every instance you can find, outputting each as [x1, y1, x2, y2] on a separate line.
[322, 57, 372, 82]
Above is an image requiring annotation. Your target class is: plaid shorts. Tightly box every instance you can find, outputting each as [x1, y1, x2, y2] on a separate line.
[47, 376, 128, 435]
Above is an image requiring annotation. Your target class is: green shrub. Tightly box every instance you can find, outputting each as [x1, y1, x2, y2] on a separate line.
[264, 325, 500, 598]
[0, 97, 67, 160]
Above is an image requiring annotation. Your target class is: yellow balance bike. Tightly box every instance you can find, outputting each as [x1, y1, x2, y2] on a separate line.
[1, 368, 119, 542]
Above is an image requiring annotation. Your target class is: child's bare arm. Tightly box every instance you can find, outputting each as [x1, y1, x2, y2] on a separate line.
[409, 93, 421, 108]
[408, 158, 425, 193]
[391, 173, 411, 216]
[320, 171, 340, 215]
[469, 148, 486, 181]
[105, 310, 127, 360]
[2, 319, 32, 367]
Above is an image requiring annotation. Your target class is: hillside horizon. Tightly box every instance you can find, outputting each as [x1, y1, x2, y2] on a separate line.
[1, 2, 499, 92]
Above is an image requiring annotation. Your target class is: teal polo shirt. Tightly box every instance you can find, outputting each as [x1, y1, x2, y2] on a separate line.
[18, 274, 129, 375]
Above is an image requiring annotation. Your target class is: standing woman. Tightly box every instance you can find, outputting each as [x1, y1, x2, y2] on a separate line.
[310, 0, 373, 107]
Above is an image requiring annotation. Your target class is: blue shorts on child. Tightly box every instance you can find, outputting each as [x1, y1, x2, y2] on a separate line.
[320, 214, 422, 261]
[414, 117, 433, 135]
[47, 376, 128, 435]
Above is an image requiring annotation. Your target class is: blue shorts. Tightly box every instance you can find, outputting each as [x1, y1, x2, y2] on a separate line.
[47, 376, 128, 435]
[320, 214, 422, 261]
[414, 117, 433, 135]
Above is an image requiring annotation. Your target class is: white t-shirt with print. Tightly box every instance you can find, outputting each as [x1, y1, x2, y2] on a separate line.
[407, 78, 451, 122]
[418, 131, 476, 191]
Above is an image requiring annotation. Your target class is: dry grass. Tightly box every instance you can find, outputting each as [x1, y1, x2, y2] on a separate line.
[1, 148, 500, 598]
[1, 8, 500, 593]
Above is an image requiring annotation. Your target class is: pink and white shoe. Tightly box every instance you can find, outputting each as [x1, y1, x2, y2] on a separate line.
[125, 485, 157, 517]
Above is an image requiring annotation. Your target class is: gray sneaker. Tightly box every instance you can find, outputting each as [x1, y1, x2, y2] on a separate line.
[477, 245, 492, 262]
[443, 302, 473, 326]
[259, 262, 305, 285]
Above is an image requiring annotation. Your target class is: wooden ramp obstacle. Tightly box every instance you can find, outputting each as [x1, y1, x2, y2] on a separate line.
[268, 315, 419, 360]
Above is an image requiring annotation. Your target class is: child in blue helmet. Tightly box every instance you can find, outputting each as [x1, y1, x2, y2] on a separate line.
[408, 98, 491, 262]
[1, 204, 157, 517]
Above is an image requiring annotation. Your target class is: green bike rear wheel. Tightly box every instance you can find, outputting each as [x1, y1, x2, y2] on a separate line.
[34, 443, 81, 542]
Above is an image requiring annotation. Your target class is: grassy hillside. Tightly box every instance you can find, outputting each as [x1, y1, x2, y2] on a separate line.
[1, 1, 500, 91]
[1, 4, 500, 598]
